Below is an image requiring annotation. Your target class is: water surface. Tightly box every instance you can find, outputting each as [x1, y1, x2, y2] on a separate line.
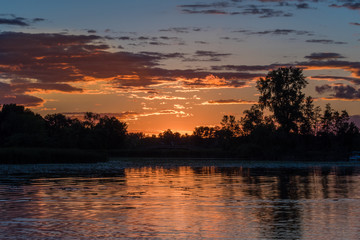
[1, 159, 360, 239]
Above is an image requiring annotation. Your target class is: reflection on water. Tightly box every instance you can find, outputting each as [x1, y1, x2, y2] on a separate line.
[1, 163, 360, 239]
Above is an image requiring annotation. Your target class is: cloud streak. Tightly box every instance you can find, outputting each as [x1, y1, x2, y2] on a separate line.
[306, 39, 347, 44]
[63, 109, 193, 121]
[201, 99, 256, 105]
[305, 52, 345, 60]
[316, 84, 360, 100]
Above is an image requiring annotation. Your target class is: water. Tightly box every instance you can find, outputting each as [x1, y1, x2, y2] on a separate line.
[1, 159, 360, 239]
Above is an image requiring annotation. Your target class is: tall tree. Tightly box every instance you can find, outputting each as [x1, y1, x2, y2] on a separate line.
[256, 67, 307, 133]
[300, 96, 321, 135]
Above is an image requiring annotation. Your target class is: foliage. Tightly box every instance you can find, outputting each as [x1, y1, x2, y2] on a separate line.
[257, 67, 307, 133]
[0, 105, 128, 150]
[219, 115, 241, 137]
[299, 96, 321, 135]
[0, 104, 47, 147]
[193, 126, 217, 139]
[159, 129, 181, 145]
[94, 116, 128, 149]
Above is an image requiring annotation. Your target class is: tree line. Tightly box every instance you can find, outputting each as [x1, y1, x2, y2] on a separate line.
[0, 106, 127, 149]
[1, 67, 359, 158]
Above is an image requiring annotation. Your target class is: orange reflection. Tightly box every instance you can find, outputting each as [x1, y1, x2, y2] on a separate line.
[3, 166, 358, 239]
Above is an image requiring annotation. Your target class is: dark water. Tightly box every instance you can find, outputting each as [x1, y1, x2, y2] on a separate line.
[1, 159, 360, 239]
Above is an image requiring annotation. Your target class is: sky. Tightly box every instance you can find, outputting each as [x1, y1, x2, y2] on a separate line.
[0, 0, 360, 134]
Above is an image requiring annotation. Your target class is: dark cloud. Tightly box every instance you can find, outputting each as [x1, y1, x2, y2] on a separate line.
[3, 30, 359, 106]
[118, 36, 133, 40]
[159, 36, 180, 40]
[0, 31, 162, 105]
[201, 99, 256, 105]
[118, 35, 177, 45]
[178, 1, 233, 15]
[315, 84, 333, 94]
[195, 41, 209, 44]
[195, 50, 232, 58]
[305, 52, 345, 60]
[0, 31, 264, 106]
[0, 17, 29, 26]
[178, 1, 308, 17]
[159, 27, 203, 33]
[296, 3, 311, 9]
[182, 9, 228, 14]
[350, 22, 360, 26]
[12, 82, 82, 93]
[119, 35, 184, 46]
[311, 75, 360, 85]
[0, 94, 44, 107]
[87, 29, 97, 33]
[297, 60, 360, 78]
[180, 50, 233, 62]
[232, 28, 313, 37]
[0, 15, 46, 26]
[329, 2, 360, 10]
[32, 18, 45, 22]
[178, 2, 231, 8]
[316, 84, 360, 100]
[211, 63, 289, 72]
[213, 58, 360, 87]
[220, 36, 244, 42]
[148, 41, 168, 46]
[238, 5, 293, 18]
[139, 52, 185, 59]
[306, 39, 347, 44]
[248, 29, 312, 35]
[0, 82, 44, 107]
[159, 27, 190, 33]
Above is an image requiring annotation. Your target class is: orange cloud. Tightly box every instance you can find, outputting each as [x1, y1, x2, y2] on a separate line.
[63, 109, 193, 121]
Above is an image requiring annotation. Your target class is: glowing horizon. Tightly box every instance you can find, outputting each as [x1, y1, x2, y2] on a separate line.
[1, 0, 360, 134]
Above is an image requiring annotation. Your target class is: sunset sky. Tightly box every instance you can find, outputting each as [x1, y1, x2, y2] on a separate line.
[0, 0, 360, 134]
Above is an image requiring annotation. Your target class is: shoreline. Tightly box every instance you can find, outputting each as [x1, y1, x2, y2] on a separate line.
[0, 147, 357, 165]
[1, 157, 359, 172]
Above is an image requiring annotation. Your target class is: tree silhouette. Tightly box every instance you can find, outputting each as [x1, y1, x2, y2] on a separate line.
[240, 104, 265, 135]
[219, 115, 241, 137]
[257, 67, 307, 133]
[94, 116, 127, 149]
[159, 129, 181, 145]
[84, 112, 100, 129]
[0, 104, 47, 147]
[299, 96, 321, 135]
[193, 126, 216, 139]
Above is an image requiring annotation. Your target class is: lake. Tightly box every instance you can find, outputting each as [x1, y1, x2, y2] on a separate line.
[1, 159, 360, 239]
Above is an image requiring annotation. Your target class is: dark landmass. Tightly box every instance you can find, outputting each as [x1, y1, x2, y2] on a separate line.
[108, 146, 350, 162]
[0, 148, 107, 164]
[1, 67, 359, 164]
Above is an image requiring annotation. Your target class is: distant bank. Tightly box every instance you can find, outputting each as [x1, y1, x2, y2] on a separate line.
[0, 146, 356, 164]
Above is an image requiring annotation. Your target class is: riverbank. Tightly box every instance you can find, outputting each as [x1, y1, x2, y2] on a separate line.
[1, 158, 359, 178]
[0, 148, 108, 164]
[0, 147, 355, 164]
[109, 147, 351, 162]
